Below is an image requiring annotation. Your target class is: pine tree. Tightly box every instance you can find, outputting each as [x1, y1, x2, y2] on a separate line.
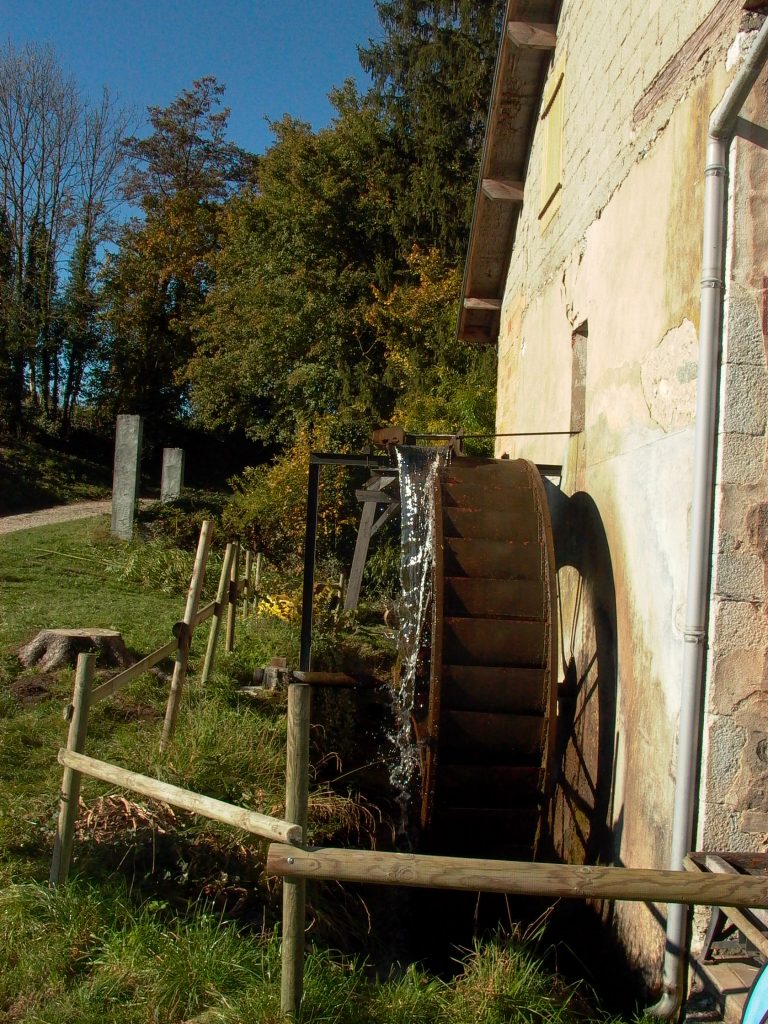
[359, 0, 505, 260]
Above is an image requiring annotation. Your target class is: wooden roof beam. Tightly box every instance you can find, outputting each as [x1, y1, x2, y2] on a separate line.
[463, 296, 503, 311]
[507, 21, 557, 49]
[482, 178, 524, 202]
[458, 323, 496, 345]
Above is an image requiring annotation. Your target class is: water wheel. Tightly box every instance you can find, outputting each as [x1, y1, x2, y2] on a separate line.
[420, 456, 558, 859]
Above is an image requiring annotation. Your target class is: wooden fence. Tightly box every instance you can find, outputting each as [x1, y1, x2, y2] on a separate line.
[50, 522, 268, 886]
[49, 531, 768, 1019]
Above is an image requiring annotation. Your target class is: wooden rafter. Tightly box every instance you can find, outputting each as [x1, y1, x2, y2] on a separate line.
[482, 178, 525, 202]
[507, 21, 557, 49]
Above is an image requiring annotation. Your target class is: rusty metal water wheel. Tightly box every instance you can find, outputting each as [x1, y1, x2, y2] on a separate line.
[418, 456, 558, 859]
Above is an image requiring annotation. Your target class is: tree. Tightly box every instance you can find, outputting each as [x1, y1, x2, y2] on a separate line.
[0, 42, 129, 432]
[187, 86, 399, 444]
[96, 77, 254, 433]
[359, 0, 505, 259]
[366, 246, 496, 445]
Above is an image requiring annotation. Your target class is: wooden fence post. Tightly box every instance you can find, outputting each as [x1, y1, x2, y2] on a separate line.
[253, 552, 262, 614]
[200, 542, 236, 686]
[160, 520, 213, 752]
[281, 682, 311, 1017]
[50, 652, 95, 885]
[225, 542, 239, 654]
[243, 550, 253, 620]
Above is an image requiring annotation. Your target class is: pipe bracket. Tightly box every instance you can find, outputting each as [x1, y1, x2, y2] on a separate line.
[683, 629, 707, 644]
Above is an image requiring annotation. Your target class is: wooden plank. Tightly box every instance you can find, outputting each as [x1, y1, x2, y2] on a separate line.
[702, 854, 768, 942]
[355, 489, 395, 504]
[192, 600, 217, 628]
[344, 475, 396, 612]
[370, 501, 399, 539]
[291, 671, 358, 687]
[50, 653, 94, 885]
[443, 664, 547, 714]
[90, 638, 179, 704]
[200, 542, 236, 686]
[458, 323, 495, 344]
[225, 542, 239, 654]
[463, 296, 503, 311]
[444, 617, 546, 668]
[444, 578, 545, 621]
[634, 0, 743, 123]
[442, 506, 539, 542]
[444, 538, 543, 581]
[437, 764, 542, 808]
[267, 845, 768, 908]
[507, 21, 557, 49]
[281, 683, 311, 1016]
[698, 960, 758, 1024]
[482, 178, 525, 202]
[440, 709, 544, 762]
[160, 520, 213, 752]
[58, 748, 302, 845]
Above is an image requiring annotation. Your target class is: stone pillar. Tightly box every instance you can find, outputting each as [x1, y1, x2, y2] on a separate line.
[111, 415, 142, 540]
[161, 448, 185, 503]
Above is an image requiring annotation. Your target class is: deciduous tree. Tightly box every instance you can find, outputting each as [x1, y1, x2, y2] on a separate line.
[97, 77, 254, 432]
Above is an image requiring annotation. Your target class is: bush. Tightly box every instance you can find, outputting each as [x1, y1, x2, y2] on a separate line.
[224, 421, 362, 567]
[136, 492, 228, 549]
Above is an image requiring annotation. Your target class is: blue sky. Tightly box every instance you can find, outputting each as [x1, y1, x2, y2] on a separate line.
[4, 1, 384, 154]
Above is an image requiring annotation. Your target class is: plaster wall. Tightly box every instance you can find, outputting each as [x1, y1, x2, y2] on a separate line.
[494, 0, 767, 984]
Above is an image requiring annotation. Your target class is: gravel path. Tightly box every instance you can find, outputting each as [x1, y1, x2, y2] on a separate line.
[0, 499, 112, 536]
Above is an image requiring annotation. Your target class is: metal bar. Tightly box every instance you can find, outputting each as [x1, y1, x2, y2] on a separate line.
[309, 452, 392, 468]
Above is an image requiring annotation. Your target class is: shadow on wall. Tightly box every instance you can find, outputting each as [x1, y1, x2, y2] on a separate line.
[542, 484, 619, 869]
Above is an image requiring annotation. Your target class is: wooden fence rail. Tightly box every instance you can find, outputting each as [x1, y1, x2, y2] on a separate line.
[267, 843, 768, 909]
[59, 749, 301, 844]
[90, 638, 179, 705]
[51, 525, 261, 886]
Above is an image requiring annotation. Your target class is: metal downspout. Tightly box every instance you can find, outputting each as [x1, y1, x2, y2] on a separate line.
[648, 16, 768, 1019]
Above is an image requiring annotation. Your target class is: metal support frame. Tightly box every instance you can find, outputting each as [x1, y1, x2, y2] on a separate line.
[300, 453, 392, 672]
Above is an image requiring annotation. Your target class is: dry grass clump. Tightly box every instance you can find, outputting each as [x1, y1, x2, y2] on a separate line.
[75, 795, 178, 846]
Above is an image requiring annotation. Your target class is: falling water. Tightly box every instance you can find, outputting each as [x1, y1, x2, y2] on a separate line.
[389, 444, 450, 836]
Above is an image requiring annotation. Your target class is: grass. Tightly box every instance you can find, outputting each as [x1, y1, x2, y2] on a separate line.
[0, 517, 652, 1023]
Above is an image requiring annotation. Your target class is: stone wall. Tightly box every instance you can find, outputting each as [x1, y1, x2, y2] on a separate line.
[701, 71, 768, 854]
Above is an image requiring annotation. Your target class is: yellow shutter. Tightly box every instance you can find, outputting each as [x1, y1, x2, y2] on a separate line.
[539, 60, 565, 226]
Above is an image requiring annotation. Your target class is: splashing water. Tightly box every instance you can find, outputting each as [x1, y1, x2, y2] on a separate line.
[389, 444, 450, 837]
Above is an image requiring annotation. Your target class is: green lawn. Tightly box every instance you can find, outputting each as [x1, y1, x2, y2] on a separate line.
[0, 517, 185, 655]
[0, 518, 650, 1023]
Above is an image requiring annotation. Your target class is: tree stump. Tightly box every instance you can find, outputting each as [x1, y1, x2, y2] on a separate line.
[18, 629, 129, 673]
